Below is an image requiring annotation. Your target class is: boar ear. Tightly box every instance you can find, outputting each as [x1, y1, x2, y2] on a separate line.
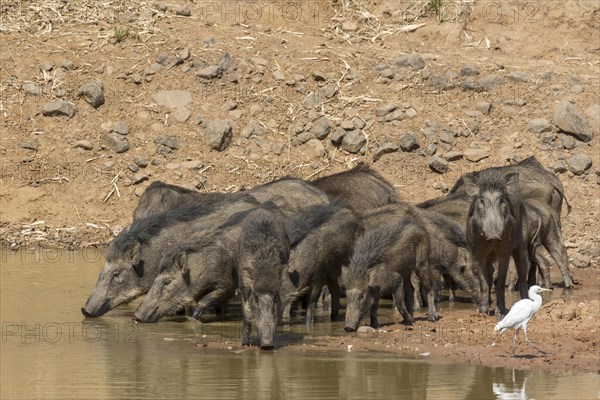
[125, 241, 141, 265]
[367, 268, 377, 285]
[463, 176, 480, 197]
[175, 252, 189, 275]
[505, 173, 519, 194]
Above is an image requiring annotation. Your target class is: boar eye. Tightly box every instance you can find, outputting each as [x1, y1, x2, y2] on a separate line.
[112, 270, 120, 278]
[163, 279, 171, 287]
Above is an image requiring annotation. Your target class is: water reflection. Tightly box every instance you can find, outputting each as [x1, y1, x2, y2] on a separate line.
[1, 249, 598, 400]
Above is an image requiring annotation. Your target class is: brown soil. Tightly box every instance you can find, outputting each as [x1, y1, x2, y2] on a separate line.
[1, 0, 599, 374]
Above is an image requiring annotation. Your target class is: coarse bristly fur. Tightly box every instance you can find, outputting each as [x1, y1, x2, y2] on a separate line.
[108, 193, 257, 261]
[285, 200, 343, 248]
[238, 208, 290, 294]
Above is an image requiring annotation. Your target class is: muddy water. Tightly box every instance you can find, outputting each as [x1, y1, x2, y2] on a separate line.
[1, 249, 598, 400]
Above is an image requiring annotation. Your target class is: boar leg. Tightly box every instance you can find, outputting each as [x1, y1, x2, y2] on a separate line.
[544, 230, 573, 289]
[193, 288, 234, 321]
[326, 277, 342, 321]
[393, 279, 414, 325]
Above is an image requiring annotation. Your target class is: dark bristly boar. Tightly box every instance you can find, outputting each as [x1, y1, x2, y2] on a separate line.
[131, 234, 235, 323]
[247, 176, 330, 216]
[280, 201, 363, 325]
[464, 170, 529, 316]
[342, 213, 433, 331]
[311, 163, 398, 214]
[236, 205, 290, 349]
[132, 181, 229, 221]
[81, 193, 259, 318]
[419, 156, 574, 289]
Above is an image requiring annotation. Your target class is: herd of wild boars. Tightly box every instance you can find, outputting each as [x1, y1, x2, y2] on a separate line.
[82, 158, 575, 349]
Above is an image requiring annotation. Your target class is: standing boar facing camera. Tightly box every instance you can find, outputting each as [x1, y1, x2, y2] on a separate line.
[236, 206, 290, 349]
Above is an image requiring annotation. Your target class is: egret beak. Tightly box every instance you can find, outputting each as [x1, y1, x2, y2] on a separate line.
[540, 288, 552, 292]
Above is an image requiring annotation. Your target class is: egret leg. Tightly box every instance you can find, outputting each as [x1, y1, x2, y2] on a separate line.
[512, 327, 520, 357]
[523, 324, 546, 354]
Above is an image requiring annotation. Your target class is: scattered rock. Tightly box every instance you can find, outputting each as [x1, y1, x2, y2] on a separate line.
[305, 91, 327, 106]
[561, 135, 576, 150]
[131, 172, 149, 184]
[128, 162, 139, 172]
[394, 53, 425, 70]
[23, 82, 41, 96]
[133, 156, 149, 168]
[341, 21, 358, 32]
[341, 130, 366, 153]
[540, 131, 557, 144]
[476, 101, 492, 115]
[444, 151, 463, 161]
[340, 119, 355, 131]
[306, 138, 326, 158]
[17, 141, 39, 151]
[182, 160, 202, 170]
[204, 119, 233, 151]
[312, 116, 334, 140]
[173, 108, 192, 123]
[197, 65, 222, 79]
[77, 80, 105, 108]
[461, 78, 481, 92]
[153, 135, 180, 150]
[479, 74, 504, 90]
[104, 132, 130, 153]
[39, 61, 53, 72]
[571, 252, 591, 268]
[552, 162, 567, 174]
[374, 142, 399, 161]
[42, 100, 76, 117]
[554, 101, 593, 142]
[399, 133, 419, 152]
[567, 154, 592, 175]
[330, 128, 346, 146]
[464, 148, 490, 162]
[527, 118, 551, 133]
[73, 140, 93, 150]
[357, 326, 376, 333]
[179, 47, 190, 60]
[507, 71, 533, 82]
[433, 181, 448, 192]
[112, 120, 130, 135]
[405, 108, 417, 119]
[296, 131, 313, 145]
[375, 103, 398, 117]
[152, 90, 192, 110]
[585, 104, 600, 127]
[424, 143, 437, 156]
[174, 5, 191, 16]
[131, 73, 143, 84]
[429, 156, 449, 173]
[460, 65, 479, 76]
[249, 104, 263, 116]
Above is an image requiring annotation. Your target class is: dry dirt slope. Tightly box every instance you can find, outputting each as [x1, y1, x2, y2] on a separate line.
[0, 0, 598, 264]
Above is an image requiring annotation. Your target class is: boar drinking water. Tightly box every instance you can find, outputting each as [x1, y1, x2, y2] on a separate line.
[81, 193, 259, 317]
[464, 170, 529, 316]
[235, 205, 290, 349]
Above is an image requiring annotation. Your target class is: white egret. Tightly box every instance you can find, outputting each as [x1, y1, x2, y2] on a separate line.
[494, 285, 552, 357]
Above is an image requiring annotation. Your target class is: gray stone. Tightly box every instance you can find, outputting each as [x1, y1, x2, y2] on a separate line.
[23, 82, 41, 96]
[153, 135, 180, 149]
[179, 47, 190, 60]
[375, 103, 398, 117]
[571, 252, 592, 268]
[104, 132, 130, 153]
[479, 74, 504, 90]
[312, 116, 334, 139]
[133, 156, 149, 168]
[438, 130, 455, 145]
[249, 104, 263, 116]
[131, 172, 149, 184]
[165, 162, 181, 170]
[296, 131, 313, 145]
[429, 156, 449, 173]
[73, 140, 93, 150]
[357, 326, 376, 333]
[585, 104, 600, 127]
[128, 162, 139, 172]
[131, 73, 143, 84]
[112, 120, 130, 135]
[205, 119, 233, 151]
[508, 71, 533, 82]
[152, 90, 193, 110]
[40, 61, 53, 72]
[271, 142, 285, 155]
[424, 143, 437, 156]
[464, 148, 490, 162]
[460, 65, 479, 76]
[444, 151, 463, 161]
[342, 130, 366, 153]
[330, 128, 346, 146]
[182, 160, 202, 170]
[42, 100, 76, 117]
[553, 163, 567, 174]
[306, 138, 326, 158]
[197, 65, 222, 79]
[476, 101, 492, 115]
[59, 60, 76, 70]
[394, 53, 425, 70]
[173, 108, 192, 123]
[17, 141, 39, 150]
[399, 133, 419, 152]
[374, 142, 399, 161]
[433, 181, 448, 192]
[540, 131, 556, 144]
[341, 21, 358, 32]
[461, 78, 481, 91]
[305, 91, 327, 106]
[353, 119, 366, 130]
[174, 5, 191, 16]
[554, 101, 593, 142]
[570, 84, 584, 94]
[217, 53, 235, 72]
[384, 109, 405, 122]
[567, 154, 592, 175]
[527, 118, 551, 133]
[340, 119, 355, 131]
[405, 108, 417, 119]
[562, 135, 576, 150]
[78, 80, 105, 108]
[221, 101, 238, 112]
